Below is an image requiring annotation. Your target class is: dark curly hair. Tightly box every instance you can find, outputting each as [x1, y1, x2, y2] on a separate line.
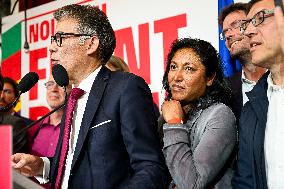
[162, 38, 232, 117]
[54, 4, 116, 64]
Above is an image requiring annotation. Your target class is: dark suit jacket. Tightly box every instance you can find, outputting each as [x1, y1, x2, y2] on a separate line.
[50, 66, 169, 189]
[14, 112, 34, 125]
[232, 72, 269, 189]
[0, 113, 28, 153]
[228, 71, 243, 122]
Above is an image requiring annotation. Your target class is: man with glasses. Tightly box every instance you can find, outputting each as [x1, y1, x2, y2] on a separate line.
[219, 2, 266, 121]
[0, 74, 28, 154]
[11, 4, 169, 189]
[233, 0, 284, 188]
[28, 75, 71, 157]
[26, 75, 71, 188]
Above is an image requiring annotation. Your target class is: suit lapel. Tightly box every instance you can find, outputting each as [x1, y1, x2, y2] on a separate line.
[250, 92, 268, 158]
[251, 95, 268, 188]
[247, 72, 269, 188]
[71, 66, 110, 170]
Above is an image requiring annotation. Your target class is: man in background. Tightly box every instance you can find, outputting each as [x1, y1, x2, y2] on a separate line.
[233, 0, 284, 188]
[27, 75, 71, 189]
[28, 75, 71, 157]
[1, 77, 33, 125]
[219, 2, 266, 120]
[0, 74, 28, 153]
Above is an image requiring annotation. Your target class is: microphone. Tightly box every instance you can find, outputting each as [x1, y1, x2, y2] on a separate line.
[0, 72, 39, 112]
[52, 64, 69, 87]
[15, 65, 70, 139]
[17, 72, 39, 93]
[52, 64, 70, 105]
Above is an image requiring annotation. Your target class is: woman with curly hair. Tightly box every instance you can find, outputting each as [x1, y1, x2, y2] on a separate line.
[161, 38, 237, 189]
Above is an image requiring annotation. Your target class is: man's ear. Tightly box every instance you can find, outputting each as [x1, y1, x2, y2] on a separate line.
[87, 36, 99, 55]
[206, 73, 216, 87]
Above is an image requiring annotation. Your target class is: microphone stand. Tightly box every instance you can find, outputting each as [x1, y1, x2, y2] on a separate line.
[16, 86, 69, 138]
[13, 102, 66, 149]
[0, 92, 23, 112]
[31, 87, 69, 142]
[16, 103, 66, 136]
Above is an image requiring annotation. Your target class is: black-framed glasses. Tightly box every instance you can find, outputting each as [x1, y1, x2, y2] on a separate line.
[220, 20, 246, 40]
[50, 32, 93, 47]
[240, 9, 274, 34]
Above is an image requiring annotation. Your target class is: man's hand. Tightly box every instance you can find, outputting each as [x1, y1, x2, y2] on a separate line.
[11, 153, 44, 177]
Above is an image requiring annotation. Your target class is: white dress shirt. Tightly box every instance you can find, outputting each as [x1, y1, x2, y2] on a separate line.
[241, 70, 257, 105]
[38, 66, 101, 189]
[264, 73, 284, 189]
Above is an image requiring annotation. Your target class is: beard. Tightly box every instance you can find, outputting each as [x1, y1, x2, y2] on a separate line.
[230, 48, 250, 60]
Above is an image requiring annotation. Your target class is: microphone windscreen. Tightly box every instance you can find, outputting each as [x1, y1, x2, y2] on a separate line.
[52, 64, 69, 87]
[17, 72, 39, 93]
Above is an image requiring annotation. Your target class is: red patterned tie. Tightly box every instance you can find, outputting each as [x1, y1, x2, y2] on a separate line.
[55, 88, 84, 189]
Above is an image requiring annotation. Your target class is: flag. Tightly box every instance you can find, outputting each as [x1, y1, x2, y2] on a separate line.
[218, 0, 242, 77]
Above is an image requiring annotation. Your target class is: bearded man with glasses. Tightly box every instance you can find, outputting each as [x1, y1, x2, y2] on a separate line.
[219, 2, 266, 122]
[232, 0, 284, 188]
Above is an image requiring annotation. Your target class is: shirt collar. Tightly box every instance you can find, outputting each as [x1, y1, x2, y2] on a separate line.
[43, 116, 50, 124]
[42, 116, 61, 127]
[241, 69, 256, 85]
[267, 72, 284, 91]
[267, 72, 284, 99]
[76, 66, 102, 93]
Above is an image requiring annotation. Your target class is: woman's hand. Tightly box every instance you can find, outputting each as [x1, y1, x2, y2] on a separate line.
[162, 100, 184, 124]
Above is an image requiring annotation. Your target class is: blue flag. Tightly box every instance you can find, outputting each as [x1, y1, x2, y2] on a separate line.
[218, 0, 242, 77]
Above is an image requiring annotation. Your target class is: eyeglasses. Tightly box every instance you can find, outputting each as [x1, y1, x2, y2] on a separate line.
[44, 81, 58, 90]
[50, 32, 93, 47]
[220, 20, 245, 40]
[240, 9, 274, 34]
